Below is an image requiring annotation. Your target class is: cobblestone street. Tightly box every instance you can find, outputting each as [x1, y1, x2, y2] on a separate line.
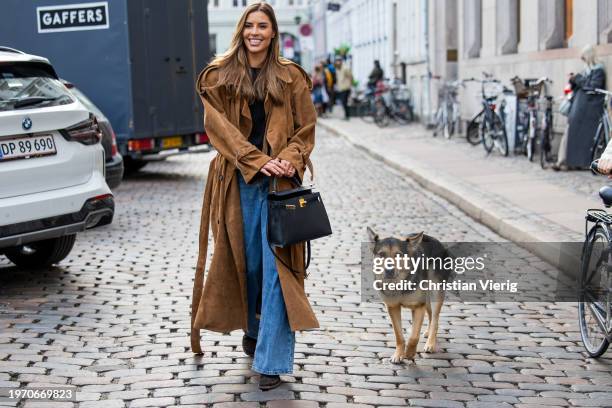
[1, 127, 611, 407]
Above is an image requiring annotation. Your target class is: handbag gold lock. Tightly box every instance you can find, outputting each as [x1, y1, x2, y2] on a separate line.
[299, 197, 306, 208]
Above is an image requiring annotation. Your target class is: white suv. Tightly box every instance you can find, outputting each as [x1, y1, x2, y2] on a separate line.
[0, 47, 114, 268]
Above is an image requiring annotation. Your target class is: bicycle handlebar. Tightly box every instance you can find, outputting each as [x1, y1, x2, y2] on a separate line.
[585, 87, 612, 96]
[534, 77, 553, 85]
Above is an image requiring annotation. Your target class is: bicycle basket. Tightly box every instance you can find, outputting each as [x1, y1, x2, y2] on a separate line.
[525, 79, 545, 96]
[483, 81, 503, 99]
[392, 85, 411, 101]
[511, 77, 529, 98]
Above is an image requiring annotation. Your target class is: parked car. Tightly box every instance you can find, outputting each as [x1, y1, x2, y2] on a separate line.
[0, 46, 114, 268]
[61, 80, 123, 189]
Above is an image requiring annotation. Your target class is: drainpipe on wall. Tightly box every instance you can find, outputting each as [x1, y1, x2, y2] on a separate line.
[424, 0, 432, 125]
[323, 0, 328, 61]
[392, 1, 398, 79]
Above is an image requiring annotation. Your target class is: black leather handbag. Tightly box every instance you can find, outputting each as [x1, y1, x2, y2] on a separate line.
[267, 176, 332, 276]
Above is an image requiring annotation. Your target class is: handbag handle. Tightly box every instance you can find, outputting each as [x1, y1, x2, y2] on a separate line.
[271, 175, 303, 193]
[269, 158, 315, 193]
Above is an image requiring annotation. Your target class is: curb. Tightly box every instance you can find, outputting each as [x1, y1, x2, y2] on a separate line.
[318, 120, 582, 269]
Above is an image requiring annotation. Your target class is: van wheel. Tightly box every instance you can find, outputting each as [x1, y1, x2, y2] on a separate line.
[4, 235, 76, 268]
[124, 158, 148, 174]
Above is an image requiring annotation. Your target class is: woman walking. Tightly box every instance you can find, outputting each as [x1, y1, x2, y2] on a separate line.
[554, 44, 606, 170]
[190, 2, 319, 391]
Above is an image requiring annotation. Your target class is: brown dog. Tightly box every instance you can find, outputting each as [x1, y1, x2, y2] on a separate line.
[367, 227, 451, 363]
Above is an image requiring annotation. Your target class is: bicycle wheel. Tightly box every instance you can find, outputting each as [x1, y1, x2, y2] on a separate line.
[360, 98, 376, 123]
[579, 224, 611, 358]
[591, 121, 607, 162]
[444, 105, 454, 139]
[467, 111, 483, 145]
[394, 100, 412, 125]
[540, 121, 554, 169]
[481, 118, 494, 154]
[492, 113, 509, 156]
[374, 99, 389, 128]
[446, 104, 458, 139]
[526, 128, 536, 162]
[433, 106, 444, 137]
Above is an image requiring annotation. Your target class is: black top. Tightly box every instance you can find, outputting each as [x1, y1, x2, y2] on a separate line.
[248, 68, 266, 151]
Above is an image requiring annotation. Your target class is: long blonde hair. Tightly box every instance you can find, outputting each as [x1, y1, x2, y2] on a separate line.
[208, 2, 285, 104]
[581, 44, 599, 67]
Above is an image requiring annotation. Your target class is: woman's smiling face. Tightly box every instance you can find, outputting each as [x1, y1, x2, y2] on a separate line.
[243, 11, 275, 60]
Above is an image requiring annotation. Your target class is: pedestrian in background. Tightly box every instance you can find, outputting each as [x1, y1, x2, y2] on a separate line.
[554, 44, 606, 171]
[191, 1, 319, 391]
[367, 60, 384, 92]
[334, 56, 353, 120]
[324, 58, 336, 112]
[311, 64, 326, 117]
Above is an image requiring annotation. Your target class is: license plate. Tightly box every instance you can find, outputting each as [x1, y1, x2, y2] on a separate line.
[0, 134, 57, 162]
[162, 136, 182, 149]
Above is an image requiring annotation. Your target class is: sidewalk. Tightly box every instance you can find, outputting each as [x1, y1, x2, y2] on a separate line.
[318, 111, 609, 244]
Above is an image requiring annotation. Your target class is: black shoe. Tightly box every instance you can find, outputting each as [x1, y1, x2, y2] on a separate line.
[242, 335, 256, 357]
[259, 374, 282, 391]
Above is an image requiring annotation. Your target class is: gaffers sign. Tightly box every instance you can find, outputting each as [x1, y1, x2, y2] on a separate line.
[37, 2, 109, 33]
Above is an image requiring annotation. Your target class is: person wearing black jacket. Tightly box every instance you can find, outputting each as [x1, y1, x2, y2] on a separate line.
[367, 60, 384, 91]
[554, 45, 606, 170]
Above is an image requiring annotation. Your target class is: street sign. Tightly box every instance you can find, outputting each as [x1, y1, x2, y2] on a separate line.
[299, 23, 312, 37]
[327, 2, 341, 11]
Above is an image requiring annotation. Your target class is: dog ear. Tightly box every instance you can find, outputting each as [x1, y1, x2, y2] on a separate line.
[406, 231, 424, 245]
[366, 227, 379, 242]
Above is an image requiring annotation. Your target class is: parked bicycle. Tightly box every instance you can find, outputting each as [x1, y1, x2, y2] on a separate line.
[355, 79, 413, 128]
[585, 88, 612, 164]
[579, 160, 612, 357]
[511, 76, 554, 166]
[466, 73, 509, 156]
[433, 78, 469, 139]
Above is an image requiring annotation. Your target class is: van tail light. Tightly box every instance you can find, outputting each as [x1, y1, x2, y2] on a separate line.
[61, 114, 102, 145]
[195, 132, 209, 144]
[128, 138, 154, 151]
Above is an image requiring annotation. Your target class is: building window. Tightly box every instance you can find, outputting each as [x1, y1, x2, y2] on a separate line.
[517, 0, 521, 45]
[210, 33, 217, 56]
[463, 0, 482, 58]
[565, 0, 573, 42]
[213, 0, 219, 6]
[539, 0, 565, 49]
[598, 0, 612, 43]
[497, 0, 519, 55]
[233, 0, 238, 6]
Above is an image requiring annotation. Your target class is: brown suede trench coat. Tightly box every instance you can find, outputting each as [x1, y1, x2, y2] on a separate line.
[191, 58, 320, 353]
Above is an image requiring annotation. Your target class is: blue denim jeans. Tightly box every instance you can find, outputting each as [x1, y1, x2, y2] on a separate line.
[237, 172, 295, 375]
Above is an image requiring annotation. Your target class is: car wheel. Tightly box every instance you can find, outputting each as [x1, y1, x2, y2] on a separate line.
[4, 235, 76, 268]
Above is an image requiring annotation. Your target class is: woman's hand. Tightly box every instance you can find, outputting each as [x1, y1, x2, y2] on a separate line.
[260, 159, 286, 176]
[278, 159, 296, 178]
[598, 156, 612, 178]
[259, 158, 296, 177]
